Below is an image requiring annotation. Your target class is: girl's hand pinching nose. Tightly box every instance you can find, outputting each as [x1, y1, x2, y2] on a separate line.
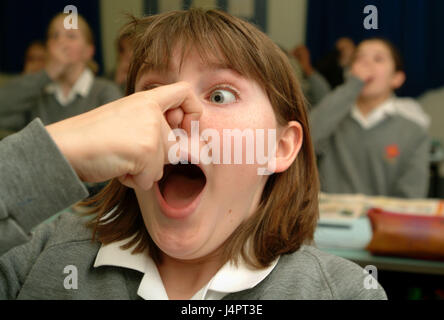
[46, 81, 203, 191]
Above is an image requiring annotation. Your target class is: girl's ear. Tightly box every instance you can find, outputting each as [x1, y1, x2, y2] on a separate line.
[272, 121, 303, 173]
[391, 70, 405, 89]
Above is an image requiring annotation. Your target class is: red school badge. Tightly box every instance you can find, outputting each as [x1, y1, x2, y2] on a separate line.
[385, 144, 400, 160]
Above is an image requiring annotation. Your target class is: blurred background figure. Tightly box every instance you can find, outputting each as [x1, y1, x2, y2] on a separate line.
[290, 37, 356, 107]
[0, 12, 122, 135]
[335, 37, 356, 76]
[23, 41, 47, 74]
[112, 30, 133, 92]
[314, 37, 356, 90]
[310, 38, 430, 199]
[290, 44, 331, 107]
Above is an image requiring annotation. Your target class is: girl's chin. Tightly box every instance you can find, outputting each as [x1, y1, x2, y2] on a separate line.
[156, 244, 209, 262]
[150, 228, 209, 259]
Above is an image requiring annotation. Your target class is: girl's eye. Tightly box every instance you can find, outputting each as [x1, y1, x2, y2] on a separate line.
[209, 89, 237, 104]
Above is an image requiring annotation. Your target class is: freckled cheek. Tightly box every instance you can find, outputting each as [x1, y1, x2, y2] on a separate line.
[210, 164, 261, 217]
[201, 105, 275, 134]
[199, 107, 276, 164]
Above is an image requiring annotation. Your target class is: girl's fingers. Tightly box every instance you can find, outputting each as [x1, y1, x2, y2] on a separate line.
[119, 168, 160, 191]
[117, 82, 204, 189]
[131, 170, 156, 191]
[159, 115, 182, 165]
[139, 81, 203, 165]
[164, 107, 184, 129]
[141, 81, 203, 122]
[118, 174, 138, 189]
[119, 136, 166, 190]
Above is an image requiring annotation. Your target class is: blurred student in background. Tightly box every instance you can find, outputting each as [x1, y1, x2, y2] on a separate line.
[335, 37, 356, 81]
[0, 12, 122, 133]
[113, 29, 134, 93]
[291, 45, 331, 107]
[291, 37, 356, 107]
[23, 41, 47, 74]
[315, 37, 356, 90]
[310, 38, 430, 198]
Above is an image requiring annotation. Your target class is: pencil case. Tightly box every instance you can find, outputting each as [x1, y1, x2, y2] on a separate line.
[366, 208, 444, 261]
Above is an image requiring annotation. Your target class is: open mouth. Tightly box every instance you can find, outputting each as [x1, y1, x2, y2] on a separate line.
[158, 163, 207, 210]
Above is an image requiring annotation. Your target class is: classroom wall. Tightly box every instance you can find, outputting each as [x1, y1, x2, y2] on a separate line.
[100, 0, 144, 76]
[268, 0, 307, 51]
[99, 0, 307, 75]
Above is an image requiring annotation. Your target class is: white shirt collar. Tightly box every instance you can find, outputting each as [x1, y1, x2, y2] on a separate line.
[351, 97, 397, 129]
[93, 239, 279, 300]
[45, 68, 94, 106]
[393, 97, 430, 129]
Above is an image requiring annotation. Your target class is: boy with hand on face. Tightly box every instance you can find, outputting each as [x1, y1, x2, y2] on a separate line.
[311, 38, 430, 198]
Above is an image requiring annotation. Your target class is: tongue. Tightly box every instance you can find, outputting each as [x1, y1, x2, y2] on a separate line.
[162, 173, 205, 208]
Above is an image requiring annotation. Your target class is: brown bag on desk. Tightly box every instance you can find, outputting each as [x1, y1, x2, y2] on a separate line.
[366, 208, 444, 261]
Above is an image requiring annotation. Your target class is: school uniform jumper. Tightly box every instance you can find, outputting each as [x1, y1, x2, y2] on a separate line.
[0, 69, 122, 131]
[0, 119, 387, 300]
[310, 76, 430, 198]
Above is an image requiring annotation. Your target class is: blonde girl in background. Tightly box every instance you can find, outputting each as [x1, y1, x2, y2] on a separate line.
[0, 12, 121, 133]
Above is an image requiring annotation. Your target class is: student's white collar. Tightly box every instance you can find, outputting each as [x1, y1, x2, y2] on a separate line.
[351, 97, 396, 129]
[45, 68, 94, 106]
[93, 238, 279, 300]
[351, 96, 430, 130]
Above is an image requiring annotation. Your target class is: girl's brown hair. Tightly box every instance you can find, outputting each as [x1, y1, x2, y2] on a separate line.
[81, 8, 319, 269]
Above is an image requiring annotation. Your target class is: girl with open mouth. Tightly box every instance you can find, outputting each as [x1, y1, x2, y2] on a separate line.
[0, 9, 387, 300]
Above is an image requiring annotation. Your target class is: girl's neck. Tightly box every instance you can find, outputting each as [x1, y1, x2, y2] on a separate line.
[356, 92, 392, 118]
[157, 250, 225, 300]
[57, 64, 86, 97]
